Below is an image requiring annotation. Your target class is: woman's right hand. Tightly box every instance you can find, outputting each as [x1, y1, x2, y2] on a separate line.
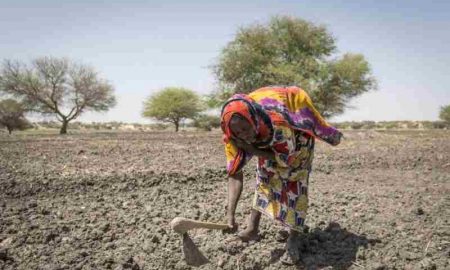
[223, 216, 238, 234]
[331, 131, 344, 146]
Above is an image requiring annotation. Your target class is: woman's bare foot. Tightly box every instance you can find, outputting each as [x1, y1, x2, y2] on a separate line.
[280, 231, 300, 265]
[275, 229, 290, 242]
[237, 227, 260, 242]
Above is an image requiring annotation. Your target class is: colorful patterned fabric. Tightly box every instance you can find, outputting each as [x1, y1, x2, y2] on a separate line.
[222, 86, 342, 231]
[253, 126, 315, 231]
[223, 86, 341, 176]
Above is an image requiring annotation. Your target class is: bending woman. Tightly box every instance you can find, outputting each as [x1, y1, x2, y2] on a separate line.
[221, 86, 342, 264]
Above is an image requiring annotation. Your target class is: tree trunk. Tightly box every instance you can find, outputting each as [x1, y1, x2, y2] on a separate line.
[174, 121, 179, 132]
[7, 126, 12, 135]
[60, 120, 69, 134]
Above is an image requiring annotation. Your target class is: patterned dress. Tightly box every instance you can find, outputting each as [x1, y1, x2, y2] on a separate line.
[255, 126, 315, 230]
[224, 86, 341, 232]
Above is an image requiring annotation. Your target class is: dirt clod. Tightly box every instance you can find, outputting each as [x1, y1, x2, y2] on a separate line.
[0, 249, 8, 261]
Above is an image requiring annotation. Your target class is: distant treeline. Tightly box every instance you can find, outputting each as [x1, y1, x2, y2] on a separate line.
[30, 120, 449, 131]
[30, 117, 219, 132]
[32, 121, 163, 131]
[331, 121, 449, 130]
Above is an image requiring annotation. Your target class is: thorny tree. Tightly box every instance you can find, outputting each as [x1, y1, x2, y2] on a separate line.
[0, 57, 116, 134]
[212, 16, 377, 118]
[142, 87, 204, 132]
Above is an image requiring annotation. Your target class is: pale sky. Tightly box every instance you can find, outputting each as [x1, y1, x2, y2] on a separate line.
[1, 0, 449, 123]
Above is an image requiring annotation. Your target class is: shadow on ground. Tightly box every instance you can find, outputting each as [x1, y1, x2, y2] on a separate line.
[270, 222, 380, 269]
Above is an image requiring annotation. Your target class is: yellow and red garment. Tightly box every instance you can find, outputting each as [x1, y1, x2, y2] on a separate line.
[222, 86, 341, 176]
[221, 86, 342, 231]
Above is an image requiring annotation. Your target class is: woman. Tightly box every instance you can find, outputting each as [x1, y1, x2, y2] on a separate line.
[221, 86, 342, 265]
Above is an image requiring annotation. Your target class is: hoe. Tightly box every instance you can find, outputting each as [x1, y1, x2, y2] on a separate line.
[170, 217, 229, 266]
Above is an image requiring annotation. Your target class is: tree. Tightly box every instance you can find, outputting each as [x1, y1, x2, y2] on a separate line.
[439, 105, 450, 123]
[0, 57, 116, 134]
[212, 16, 377, 118]
[0, 99, 31, 134]
[142, 87, 204, 132]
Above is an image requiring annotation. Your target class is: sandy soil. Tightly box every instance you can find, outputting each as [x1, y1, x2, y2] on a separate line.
[0, 130, 449, 270]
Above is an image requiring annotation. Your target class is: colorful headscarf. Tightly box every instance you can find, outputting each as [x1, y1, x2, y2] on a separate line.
[220, 95, 258, 142]
[220, 94, 275, 146]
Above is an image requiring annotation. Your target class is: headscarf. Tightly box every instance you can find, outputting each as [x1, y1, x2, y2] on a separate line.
[220, 94, 258, 143]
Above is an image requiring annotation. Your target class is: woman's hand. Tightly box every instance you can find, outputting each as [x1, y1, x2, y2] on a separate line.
[223, 216, 238, 234]
[330, 131, 344, 146]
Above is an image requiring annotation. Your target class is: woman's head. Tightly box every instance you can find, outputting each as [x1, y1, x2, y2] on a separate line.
[220, 96, 259, 143]
[229, 114, 257, 143]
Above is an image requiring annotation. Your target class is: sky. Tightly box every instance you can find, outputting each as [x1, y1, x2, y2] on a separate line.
[0, 0, 449, 123]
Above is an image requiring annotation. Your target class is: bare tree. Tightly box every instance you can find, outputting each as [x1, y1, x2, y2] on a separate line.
[0, 57, 116, 134]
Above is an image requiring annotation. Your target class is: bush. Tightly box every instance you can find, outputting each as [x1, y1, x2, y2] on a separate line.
[0, 99, 31, 134]
[193, 114, 221, 131]
[150, 123, 170, 131]
[421, 121, 434, 129]
[406, 122, 420, 129]
[439, 105, 450, 123]
[350, 122, 364, 129]
[433, 121, 449, 129]
[360, 121, 376, 129]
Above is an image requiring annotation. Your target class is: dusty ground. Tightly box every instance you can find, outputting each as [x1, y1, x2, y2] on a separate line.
[0, 129, 449, 270]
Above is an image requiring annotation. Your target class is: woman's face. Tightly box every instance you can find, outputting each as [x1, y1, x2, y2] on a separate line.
[229, 114, 257, 144]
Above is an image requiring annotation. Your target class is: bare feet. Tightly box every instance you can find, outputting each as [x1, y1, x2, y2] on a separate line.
[280, 232, 300, 265]
[225, 227, 260, 243]
[226, 209, 261, 243]
[275, 229, 289, 242]
[237, 227, 260, 242]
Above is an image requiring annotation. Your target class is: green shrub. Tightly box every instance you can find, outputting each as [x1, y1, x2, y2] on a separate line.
[433, 121, 449, 129]
[350, 122, 364, 129]
[193, 114, 221, 131]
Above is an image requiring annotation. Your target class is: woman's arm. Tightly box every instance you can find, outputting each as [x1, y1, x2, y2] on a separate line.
[226, 171, 243, 231]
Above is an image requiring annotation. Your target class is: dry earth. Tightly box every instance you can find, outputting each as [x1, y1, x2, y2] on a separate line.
[0, 130, 449, 270]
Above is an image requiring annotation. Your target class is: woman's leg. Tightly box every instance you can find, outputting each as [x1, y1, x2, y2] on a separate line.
[237, 209, 261, 241]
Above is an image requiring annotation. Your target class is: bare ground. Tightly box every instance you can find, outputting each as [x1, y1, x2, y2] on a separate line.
[0, 130, 449, 270]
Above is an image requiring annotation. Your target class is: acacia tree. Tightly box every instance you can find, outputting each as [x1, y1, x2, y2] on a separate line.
[142, 87, 204, 132]
[212, 16, 377, 118]
[0, 57, 116, 134]
[0, 99, 30, 134]
[440, 105, 450, 123]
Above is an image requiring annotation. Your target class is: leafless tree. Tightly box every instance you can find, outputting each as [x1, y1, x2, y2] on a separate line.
[0, 57, 116, 134]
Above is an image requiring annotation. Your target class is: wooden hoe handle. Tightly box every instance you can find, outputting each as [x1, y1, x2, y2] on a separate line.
[170, 217, 229, 234]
